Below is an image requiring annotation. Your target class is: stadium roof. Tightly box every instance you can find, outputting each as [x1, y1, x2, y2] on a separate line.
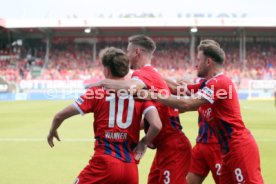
[1, 17, 275, 39]
[3, 18, 276, 29]
[1, 0, 275, 38]
[1, 0, 276, 20]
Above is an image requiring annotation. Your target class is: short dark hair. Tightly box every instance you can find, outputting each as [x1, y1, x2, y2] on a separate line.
[199, 39, 220, 47]
[128, 34, 156, 54]
[197, 39, 225, 64]
[99, 47, 129, 77]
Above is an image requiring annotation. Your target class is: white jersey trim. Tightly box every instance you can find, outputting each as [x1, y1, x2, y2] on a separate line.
[143, 106, 157, 116]
[144, 64, 151, 67]
[73, 102, 84, 115]
[131, 76, 146, 88]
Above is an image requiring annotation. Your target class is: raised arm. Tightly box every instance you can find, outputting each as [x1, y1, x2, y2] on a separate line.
[47, 104, 80, 147]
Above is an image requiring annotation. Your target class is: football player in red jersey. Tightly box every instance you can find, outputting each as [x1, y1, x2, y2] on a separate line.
[47, 47, 162, 184]
[144, 40, 264, 184]
[165, 77, 222, 184]
[165, 39, 223, 184]
[86, 35, 192, 184]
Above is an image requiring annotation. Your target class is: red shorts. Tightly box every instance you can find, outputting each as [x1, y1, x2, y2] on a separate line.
[147, 134, 192, 184]
[220, 135, 264, 184]
[189, 143, 222, 184]
[75, 154, 138, 184]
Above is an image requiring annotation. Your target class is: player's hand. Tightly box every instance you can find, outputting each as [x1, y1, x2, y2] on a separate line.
[133, 140, 147, 161]
[177, 79, 189, 85]
[47, 130, 60, 148]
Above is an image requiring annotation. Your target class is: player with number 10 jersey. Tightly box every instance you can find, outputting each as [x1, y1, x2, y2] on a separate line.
[74, 86, 158, 184]
[74, 87, 156, 163]
[47, 47, 162, 184]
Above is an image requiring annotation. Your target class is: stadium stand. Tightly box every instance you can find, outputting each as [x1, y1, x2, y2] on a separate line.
[1, 39, 275, 91]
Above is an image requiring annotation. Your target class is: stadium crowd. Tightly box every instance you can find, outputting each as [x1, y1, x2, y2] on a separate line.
[0, 40, 276, 89]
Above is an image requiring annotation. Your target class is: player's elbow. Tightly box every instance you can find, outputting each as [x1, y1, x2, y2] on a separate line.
[152, 120, 162, 133]
[178, 103, 191, 113]
[53, 112, 66, 122]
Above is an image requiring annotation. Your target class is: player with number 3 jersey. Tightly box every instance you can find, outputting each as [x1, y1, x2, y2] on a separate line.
[86, 35, 192, 184]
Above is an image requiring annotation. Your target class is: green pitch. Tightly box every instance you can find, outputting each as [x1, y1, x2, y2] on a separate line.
[0, 100, 275, 184]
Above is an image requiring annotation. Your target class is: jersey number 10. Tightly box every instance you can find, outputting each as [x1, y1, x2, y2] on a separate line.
[106, 95, 134, 129]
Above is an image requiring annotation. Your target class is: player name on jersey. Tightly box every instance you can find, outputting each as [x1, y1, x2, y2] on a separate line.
[105, 131, 128, 141]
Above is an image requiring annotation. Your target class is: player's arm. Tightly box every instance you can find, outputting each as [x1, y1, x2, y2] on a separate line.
[47, 104, 80, 147]
[141, 91, 208, 113]
[85, 79, 145, 92]
[102, 78, 145, 91]
[163, 77, 179, 94]
[155, 94, 208, 112]
[84, 81, 101, 89]
[141, 108, 162, 144]
[134, 107, 162, 160]
[142, 79, 210, 112]
[140, 119, 145, 130]
[163, 77, 191, 96]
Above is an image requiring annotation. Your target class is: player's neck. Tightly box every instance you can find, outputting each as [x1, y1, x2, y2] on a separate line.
[206, 68, 223, 80]
[107, 76, 125, 80]
[138, 58, 151, 68]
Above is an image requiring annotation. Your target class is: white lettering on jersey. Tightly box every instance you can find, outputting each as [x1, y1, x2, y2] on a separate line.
[105, 132, 128, 140]
[205, 107, 212, 119]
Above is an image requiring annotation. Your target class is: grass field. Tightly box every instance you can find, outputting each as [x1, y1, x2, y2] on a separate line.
[0, 100, 275, 184]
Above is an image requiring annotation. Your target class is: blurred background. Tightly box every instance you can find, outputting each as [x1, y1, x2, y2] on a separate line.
[0, 0, 275, 183]
[1, 0, 276, 100]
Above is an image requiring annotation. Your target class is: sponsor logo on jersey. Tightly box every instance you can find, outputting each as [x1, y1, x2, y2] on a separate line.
[76, 97, 84, 105]
[202, 86, 214, 97]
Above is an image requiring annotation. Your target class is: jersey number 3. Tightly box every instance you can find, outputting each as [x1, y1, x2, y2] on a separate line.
[106, 95, 134, 129]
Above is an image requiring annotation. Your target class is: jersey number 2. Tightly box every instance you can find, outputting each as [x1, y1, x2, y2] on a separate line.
[106, 95, 134, 129]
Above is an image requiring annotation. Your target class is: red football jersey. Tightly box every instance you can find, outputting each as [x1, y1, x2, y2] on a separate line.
[185, 80, 219, 144]
[197, 73, 249, 154]
[73, 86, 155, 163]
[132, 65, 183, 147]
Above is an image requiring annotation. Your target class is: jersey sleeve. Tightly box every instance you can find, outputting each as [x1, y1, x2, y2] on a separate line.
[197, 78, 228, 104]
[73, 88, 97, 115]
[131, 70, 148, 89]
[141, 100, 157, 116]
